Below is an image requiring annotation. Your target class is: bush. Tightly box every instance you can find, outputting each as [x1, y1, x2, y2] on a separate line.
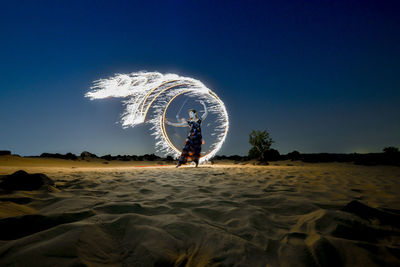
[100, 154, 112, 161]
[287, 150, 301, 161]
[383, 147, 399, 154]
[264, 149, 280, 161]
[40, 153, 77, 160]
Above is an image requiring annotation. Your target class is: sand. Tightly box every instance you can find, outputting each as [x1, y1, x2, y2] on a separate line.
[0, 155, 399, 266]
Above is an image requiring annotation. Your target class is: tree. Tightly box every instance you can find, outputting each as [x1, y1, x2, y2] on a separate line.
[248, 130, 274, 161]
[383, 146, 399, 154]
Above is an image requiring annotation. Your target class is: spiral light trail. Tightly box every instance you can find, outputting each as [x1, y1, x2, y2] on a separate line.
[85, 71, 229, 163]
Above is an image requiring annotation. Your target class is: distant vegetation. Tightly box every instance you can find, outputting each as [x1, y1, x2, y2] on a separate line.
[1, 146, 399, 166]
[40, 152, 78, 160]
[1, 151, 173, 162]
[214, 147, 400, 167]
[0, 150, 11, 156]
[38, 151, 165, 162]
[383, 146, 399, 154]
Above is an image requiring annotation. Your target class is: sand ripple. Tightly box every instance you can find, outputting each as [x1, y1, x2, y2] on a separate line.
[1, 163, 400, 266]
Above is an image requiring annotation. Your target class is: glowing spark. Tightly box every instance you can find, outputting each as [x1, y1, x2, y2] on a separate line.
[85, 71, 229, 163]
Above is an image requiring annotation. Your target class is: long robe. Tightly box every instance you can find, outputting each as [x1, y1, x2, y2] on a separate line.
[178, 118, 202, 165]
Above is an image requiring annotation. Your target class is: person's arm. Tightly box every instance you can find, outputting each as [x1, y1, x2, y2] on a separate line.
[200, 100, 208, 121]
[165, 119, 188, 127]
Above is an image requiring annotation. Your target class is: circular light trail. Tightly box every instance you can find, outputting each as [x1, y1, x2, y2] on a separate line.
[86, 71, 229, 163]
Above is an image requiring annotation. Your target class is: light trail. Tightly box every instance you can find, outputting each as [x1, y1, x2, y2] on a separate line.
[85, 71, 229, 163]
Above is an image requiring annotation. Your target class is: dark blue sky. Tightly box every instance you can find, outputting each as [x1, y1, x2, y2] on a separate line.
[1, 0, 399, 156]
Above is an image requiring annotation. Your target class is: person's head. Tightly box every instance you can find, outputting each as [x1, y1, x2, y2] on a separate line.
[188, 109, 198, 121]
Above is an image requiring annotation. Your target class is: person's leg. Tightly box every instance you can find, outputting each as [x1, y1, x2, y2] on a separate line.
[194, 142, 201, 167]
[176, 154, 187, 168]
[177, 139, 190, 168]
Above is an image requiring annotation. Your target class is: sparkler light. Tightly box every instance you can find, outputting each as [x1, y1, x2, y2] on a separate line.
[85, 71, 229, 163]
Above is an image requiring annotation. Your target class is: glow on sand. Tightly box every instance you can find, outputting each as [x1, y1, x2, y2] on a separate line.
[85, 72, 229, 163]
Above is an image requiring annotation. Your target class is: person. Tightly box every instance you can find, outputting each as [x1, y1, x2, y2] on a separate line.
[166, 100, 208, 167]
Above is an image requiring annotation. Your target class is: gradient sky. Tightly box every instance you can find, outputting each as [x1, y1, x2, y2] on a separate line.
[1, 0, 399, 156]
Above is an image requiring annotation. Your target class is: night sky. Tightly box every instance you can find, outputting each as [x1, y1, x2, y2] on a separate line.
[1, 0, 399, 156]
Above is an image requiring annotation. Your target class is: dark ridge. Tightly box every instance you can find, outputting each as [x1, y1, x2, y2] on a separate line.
[0, 170, 55, 191]
[329, 220, 394, 244]
[342, 200, 400, 227]
[0, 210, 95, 240]
[0, 197, 32, 204]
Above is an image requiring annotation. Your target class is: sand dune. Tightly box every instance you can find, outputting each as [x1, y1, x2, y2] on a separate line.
[0, 156, 400, 266]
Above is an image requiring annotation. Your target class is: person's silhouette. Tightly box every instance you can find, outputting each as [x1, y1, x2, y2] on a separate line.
[166, 100, 208, 167]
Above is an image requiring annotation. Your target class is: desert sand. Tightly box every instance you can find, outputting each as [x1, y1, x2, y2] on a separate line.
[0, 155, 399, 266]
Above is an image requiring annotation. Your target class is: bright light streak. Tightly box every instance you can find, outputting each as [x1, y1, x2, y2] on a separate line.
[85, 71, 229, 163]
